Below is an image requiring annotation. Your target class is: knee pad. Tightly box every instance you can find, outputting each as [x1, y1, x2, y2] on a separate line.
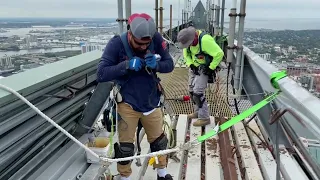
[114, 142, 134, 165]
[150, 133, 168, 152]
[193, 93, 205, 108]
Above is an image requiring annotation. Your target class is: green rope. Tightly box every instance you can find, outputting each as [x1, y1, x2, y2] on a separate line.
[197, 70, 287, 143]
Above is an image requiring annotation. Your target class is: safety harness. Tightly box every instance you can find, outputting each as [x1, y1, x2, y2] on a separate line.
[187, 31, 218, 83]
[118, 32, 166, 163]
[187, 31, 211, 66]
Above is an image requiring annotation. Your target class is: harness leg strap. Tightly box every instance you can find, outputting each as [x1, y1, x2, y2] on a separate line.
[150, 133, 168, 152]
[192, 93, 206, 108]
[114, 142, 135, 165]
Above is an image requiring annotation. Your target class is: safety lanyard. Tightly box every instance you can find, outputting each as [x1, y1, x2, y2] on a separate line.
[197, 70, 287, 143]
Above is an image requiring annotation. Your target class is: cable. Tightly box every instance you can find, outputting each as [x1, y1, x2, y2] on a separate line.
[0, 83, 183, 164]
[225, 62, 241, 109]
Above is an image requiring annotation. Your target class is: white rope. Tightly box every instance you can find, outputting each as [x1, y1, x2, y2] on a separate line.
[0, 83, 186, 164]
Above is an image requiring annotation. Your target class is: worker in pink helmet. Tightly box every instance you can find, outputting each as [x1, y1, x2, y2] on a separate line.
[97, 13, 174, 180]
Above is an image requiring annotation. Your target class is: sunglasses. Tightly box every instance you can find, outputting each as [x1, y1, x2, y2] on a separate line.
[130, 33, 151, 46]
[133, 38, 151, 46]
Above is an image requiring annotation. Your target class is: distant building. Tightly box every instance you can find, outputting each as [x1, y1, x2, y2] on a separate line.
[0, 56, 14, 69]
[189, 1, 207, 30]
[274, 46, 281, 52]
[287, 64, 308, 77]
[313, 74, 320, 92]
[80, 43, 105, 54]
[258, 53, 271, 61]
[288, 46, 298, 54]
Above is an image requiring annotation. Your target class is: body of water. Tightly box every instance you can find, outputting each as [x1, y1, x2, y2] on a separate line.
[0, 26, 103, 37]
[0, 47, 81, 58]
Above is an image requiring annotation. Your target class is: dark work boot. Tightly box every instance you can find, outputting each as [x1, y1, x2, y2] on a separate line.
[157, 174, 173, 180]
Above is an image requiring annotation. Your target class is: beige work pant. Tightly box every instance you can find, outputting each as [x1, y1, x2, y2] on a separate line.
[116, 102, 167, 177]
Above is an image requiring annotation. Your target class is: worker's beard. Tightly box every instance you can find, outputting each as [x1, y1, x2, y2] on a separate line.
[133, 47, 148, 54]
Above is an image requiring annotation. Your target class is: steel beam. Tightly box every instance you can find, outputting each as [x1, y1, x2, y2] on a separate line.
[217, 117, 238, 180]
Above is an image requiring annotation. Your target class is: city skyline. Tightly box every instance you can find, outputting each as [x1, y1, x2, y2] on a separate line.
[0, 0, 319, 19]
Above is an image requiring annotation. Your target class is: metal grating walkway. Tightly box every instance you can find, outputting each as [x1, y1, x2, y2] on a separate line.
[158, 65, 243, 118]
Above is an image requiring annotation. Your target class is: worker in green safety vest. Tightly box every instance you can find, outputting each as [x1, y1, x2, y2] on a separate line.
[177, 26, 224, 127]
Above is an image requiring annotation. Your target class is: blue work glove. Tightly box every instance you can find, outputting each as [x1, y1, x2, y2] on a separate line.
[145, 53, 157, 69]
[127, 57, 143, 71]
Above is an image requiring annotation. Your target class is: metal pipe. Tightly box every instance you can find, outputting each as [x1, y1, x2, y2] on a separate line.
[211, 4, 214, 34]
[226, 0, 237, 63]
[212, 1, 216, 34]
[159, 0, 163, 33]
[125, 0, 131, 24]
[117, 0, 124, 34]
[186, 12, 189, 24]
[215, 0, 221, 36]
[234, 0, 246, 92]
[178, 0, 180, 25]
[155, 0, 159, 30]
[238, 50, 245, 93]
[170, 4, 173, 40]
[220, 0, 226, 43]
[206, 0, 210, 31]
[182, 10, 184, 25]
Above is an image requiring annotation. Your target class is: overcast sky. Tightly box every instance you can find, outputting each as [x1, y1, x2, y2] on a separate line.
[0, 0, 319, 19]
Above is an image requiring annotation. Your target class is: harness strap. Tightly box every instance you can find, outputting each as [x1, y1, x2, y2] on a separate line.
[187, 31, 207, 58]
[120, 32, 155, 59]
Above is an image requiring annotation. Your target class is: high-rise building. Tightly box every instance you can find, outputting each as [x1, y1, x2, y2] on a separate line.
[0, 55, 14, 69]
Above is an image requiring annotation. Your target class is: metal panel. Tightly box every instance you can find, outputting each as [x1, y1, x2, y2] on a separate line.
[185, 119, 202, 180]
[0, 74, 95, 135]
[56, 151, 90, 180]
[0, 110, 84, 173]
[26, 140, 74, 180]
[0, 87, 93, 153]
[7, 122, 76, 180]
[205, 117, 223, 180]
[233, 122, 264, 180]
[246, 119, 283, 180]
[79, 164, 101, 180]
[35, 135, 89, 180]
[0, 66, 96, 115]
[279, 146, 309, 180]
[0, 50, 101, 107]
